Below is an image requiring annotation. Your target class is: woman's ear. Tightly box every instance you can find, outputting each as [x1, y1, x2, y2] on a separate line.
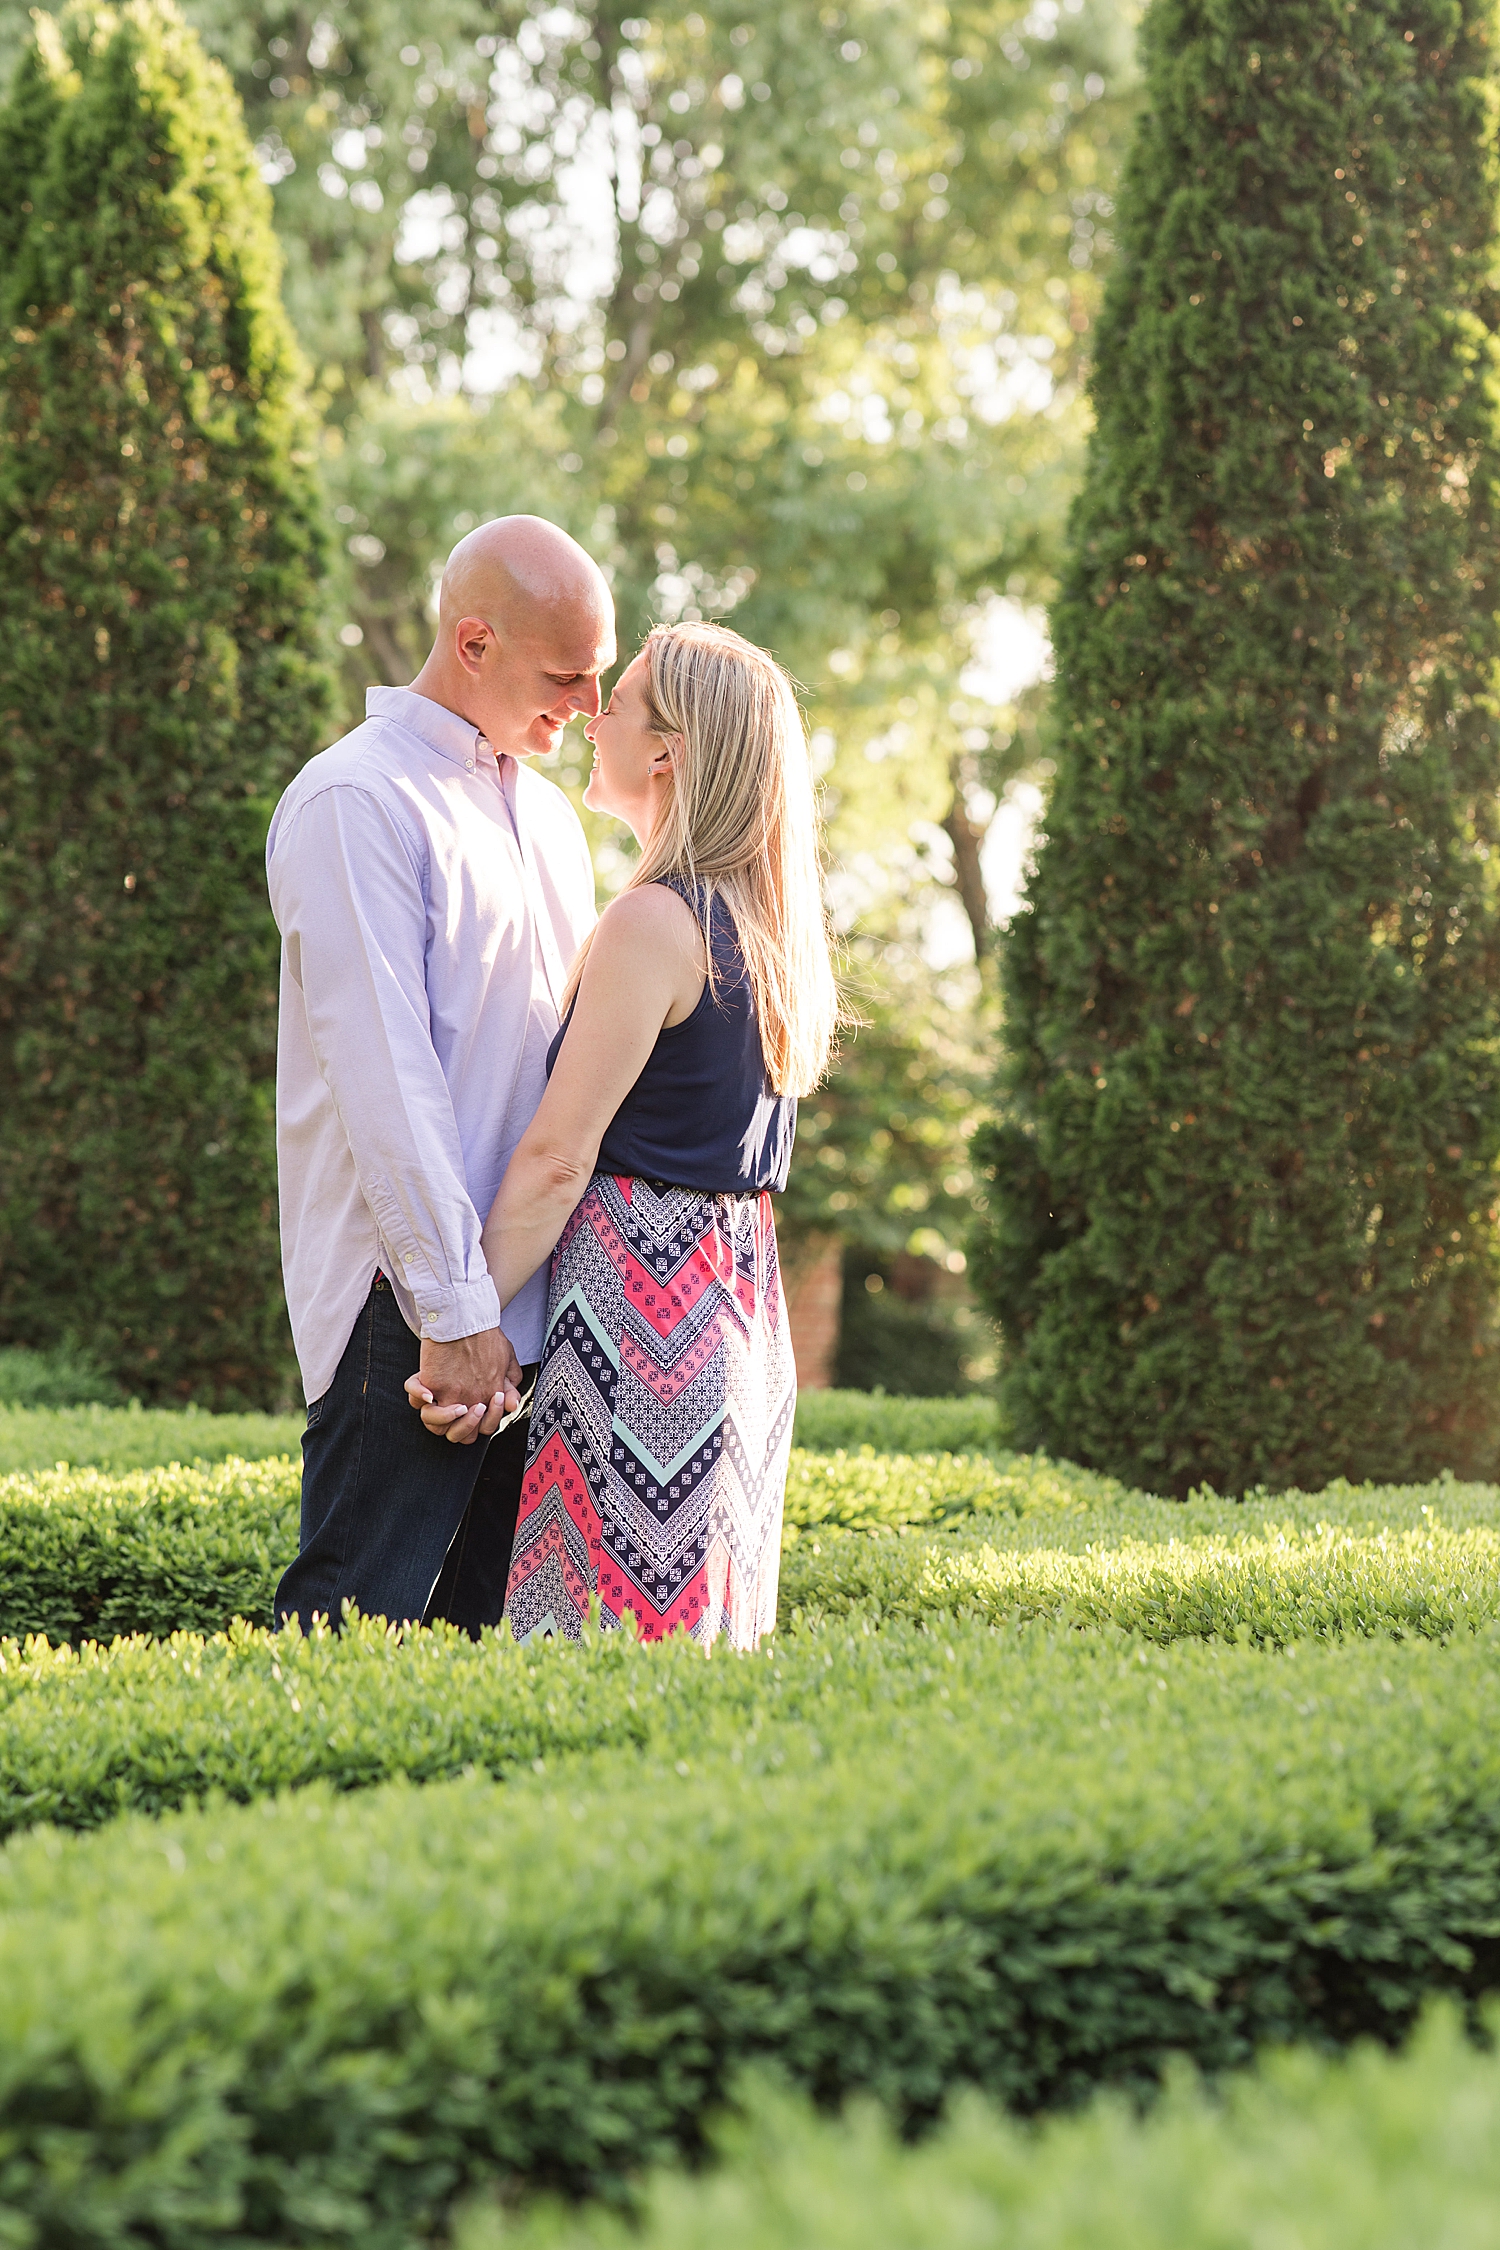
[648, 734, 682, 777]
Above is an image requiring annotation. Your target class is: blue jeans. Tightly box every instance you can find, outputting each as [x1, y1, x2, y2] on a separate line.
[273, 1274, 534, 1633]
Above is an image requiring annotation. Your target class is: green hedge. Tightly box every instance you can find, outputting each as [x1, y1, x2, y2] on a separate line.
[0, 1450, 1031, 1643]
[0, 0, 334, 1408]
[0, 1456, 297, 1643]
[468, 2007, 1500, 2250]
[9, 1482, 1500, 1839]
[0, 1606, 878, 1838]
[781, 1515, 1500, 1645]
[7, 1448, 1500, 1647]
[790, 1392, 1003, 1456]
[0, 1392, 996, 1478]
[0, 1403, 305, 1477]
[3, 1630, 1500, 2236]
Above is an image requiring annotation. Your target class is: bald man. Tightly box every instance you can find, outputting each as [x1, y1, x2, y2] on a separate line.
[267, 516, 615, 1632]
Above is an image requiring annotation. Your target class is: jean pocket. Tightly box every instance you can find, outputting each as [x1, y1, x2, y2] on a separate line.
[305, 1389, 329, 1431]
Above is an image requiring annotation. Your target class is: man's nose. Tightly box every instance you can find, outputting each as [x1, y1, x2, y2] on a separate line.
[568, 677, 603, 719]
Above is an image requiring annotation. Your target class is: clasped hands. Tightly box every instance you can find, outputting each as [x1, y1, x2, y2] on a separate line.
[404, 1325, 522, 1445]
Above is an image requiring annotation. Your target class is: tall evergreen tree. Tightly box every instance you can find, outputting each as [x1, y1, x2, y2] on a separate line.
[0, 1, 332, 1404]
[973, 0, 1500, 1495]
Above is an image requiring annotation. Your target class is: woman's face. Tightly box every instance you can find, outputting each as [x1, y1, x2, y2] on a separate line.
[583, 654, 674, 843]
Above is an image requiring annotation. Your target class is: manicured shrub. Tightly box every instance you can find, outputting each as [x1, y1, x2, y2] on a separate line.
[0, 1447, 1031, 1642]
[0, 1456, 298, 1643]
[792, 1391, 1004, 1455]
[0, 1390, 994, 1481]
[781, 1513, 1500, 1643]
[0, 1607, 794, 1838]
[0, 2, 333, 1406]
[781, 1448, 1034, 1536]
[8, 1501, 1500, 1837]
[0, 1402, 303, 1477]
[468, 2007, 1500, 2250]
[3, 1631, 1500, 2234]
[7, 1443, 1500, 1646]
[973, 0, 1500, 1494]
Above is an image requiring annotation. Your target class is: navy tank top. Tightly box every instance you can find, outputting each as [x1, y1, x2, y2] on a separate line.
[546, 876, 797, 1194]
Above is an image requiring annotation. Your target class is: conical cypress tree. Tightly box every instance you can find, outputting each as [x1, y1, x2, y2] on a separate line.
[973, 0, 1500, 1495]
[0, 2, 332, 1405]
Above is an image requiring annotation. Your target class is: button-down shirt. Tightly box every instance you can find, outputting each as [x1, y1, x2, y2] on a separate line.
[267, 685, 596, 1403]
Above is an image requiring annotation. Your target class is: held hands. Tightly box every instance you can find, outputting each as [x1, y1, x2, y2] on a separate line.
[404, 1325, 522, 1444]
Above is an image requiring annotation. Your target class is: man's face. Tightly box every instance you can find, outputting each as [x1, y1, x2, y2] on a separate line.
[466, 599, 617, 760]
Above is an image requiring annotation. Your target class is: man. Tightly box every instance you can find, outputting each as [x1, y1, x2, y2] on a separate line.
[267, 514, 614, 1631]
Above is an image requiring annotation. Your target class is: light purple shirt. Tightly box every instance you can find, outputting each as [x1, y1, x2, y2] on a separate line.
[267, 685, 596, 1403]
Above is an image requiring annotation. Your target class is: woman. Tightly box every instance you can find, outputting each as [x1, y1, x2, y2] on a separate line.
[408, 621, 838, 1650]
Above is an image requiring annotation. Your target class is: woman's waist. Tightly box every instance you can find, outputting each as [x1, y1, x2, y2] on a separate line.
[591, 1168, 775, 1205]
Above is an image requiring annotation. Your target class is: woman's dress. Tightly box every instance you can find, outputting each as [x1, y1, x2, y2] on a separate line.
[504, 880, 796, 1652]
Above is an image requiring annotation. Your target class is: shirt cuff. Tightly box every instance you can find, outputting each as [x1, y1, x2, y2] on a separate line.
[412, 1274, 503, 1343]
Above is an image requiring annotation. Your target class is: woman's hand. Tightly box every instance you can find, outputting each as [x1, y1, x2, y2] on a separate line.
[404, 1371, 520, 1442]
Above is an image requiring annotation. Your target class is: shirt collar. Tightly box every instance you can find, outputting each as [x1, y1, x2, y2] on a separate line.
[365, 685, 505, 775]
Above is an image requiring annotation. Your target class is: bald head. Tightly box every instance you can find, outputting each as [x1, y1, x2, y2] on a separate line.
[439, 514, 612, 639]
[414, 513, 616, 761]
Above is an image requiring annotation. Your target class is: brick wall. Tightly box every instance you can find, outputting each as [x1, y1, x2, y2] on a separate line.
[781, 1233, 843, 1391]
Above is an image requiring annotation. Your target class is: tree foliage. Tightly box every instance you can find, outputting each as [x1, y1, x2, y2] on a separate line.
[116, 0, 1136, 958]
[0, 0, 332, 1404]
[975, 0, 1500, 1492]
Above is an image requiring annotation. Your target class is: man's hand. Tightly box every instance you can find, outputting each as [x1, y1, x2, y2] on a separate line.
[407, 1326, 522, 1445]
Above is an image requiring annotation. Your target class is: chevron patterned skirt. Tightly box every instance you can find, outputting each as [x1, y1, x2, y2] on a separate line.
[503, 1173, 795, 1651]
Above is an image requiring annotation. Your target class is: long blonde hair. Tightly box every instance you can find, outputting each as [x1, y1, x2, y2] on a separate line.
[564, 621, 839, 1097]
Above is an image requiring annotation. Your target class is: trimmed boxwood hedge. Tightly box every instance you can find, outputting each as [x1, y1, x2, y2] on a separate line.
[0, 1610, 960, 1838]
[0, 1391, 995, 1479]
[468, 2007, 1500, 2250]
[8, 1493, 1500, 1839]
[3, 1630, 1500, 2237]
[0, 1402, 305, 1477]
[7, 1448, 1500, 1647]
[0, 1456, 299, 1643]
[0, 1450, 1037, 1644]
[780, 1514, 1500, 1644]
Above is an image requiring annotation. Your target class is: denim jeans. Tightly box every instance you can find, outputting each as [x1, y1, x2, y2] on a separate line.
[273, 1273, 535, 1634]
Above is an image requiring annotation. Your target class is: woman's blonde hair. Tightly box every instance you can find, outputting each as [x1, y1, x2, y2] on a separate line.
[564, 621, 839, 1097]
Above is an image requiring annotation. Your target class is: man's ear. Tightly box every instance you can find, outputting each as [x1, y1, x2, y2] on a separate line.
[453, 615, 493, 674]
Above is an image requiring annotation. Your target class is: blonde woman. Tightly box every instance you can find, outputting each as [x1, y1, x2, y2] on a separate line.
[407, 621, 838, 1650]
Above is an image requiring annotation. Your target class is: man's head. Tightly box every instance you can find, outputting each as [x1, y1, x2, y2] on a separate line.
[413, 515, 616, 759]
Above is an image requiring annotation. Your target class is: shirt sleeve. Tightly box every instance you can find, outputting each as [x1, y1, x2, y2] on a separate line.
[268, 784, 502, 1344]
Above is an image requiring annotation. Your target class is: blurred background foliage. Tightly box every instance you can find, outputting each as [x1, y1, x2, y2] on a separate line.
[0, 0, 1142, 1388]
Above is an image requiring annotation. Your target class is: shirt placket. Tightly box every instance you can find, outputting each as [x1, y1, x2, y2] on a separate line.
[491, 748, 566, 1011]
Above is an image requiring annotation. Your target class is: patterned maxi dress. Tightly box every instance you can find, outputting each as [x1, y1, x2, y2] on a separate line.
[504, 1176, 793, 1648]
[503, 879, 797, 1652]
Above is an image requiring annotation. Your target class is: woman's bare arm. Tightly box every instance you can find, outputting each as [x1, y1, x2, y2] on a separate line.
[408, 883, 704, 1438]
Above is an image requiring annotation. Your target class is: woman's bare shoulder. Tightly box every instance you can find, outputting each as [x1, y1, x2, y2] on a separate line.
[593, 882, 702, 955]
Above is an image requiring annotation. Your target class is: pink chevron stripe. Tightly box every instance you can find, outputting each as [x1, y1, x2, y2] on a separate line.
[522, 1430, 600, 1545]
[618, 1311, 722, 1403]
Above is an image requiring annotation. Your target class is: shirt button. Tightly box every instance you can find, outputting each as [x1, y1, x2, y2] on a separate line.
[465, 757, 475, 773]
